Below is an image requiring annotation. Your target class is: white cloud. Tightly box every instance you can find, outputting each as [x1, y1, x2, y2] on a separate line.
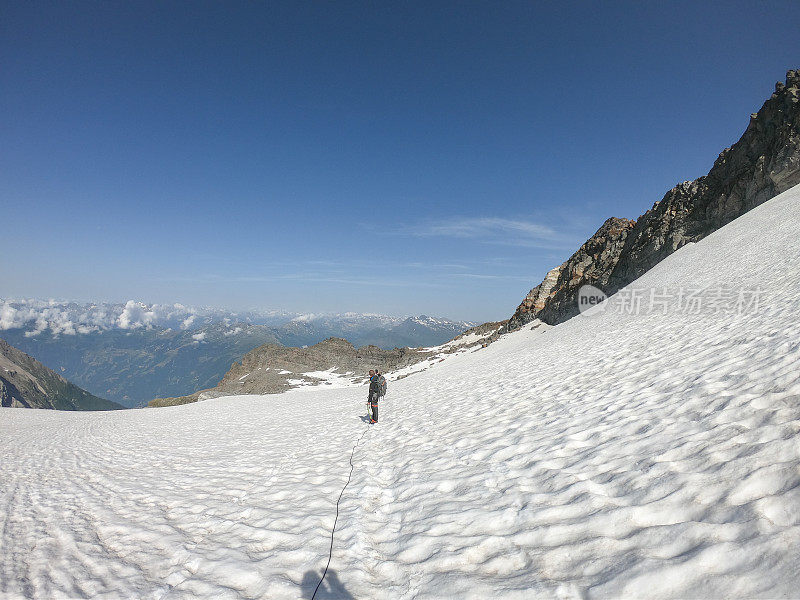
[0, 299, 207, 335]
[0, 301, 100, 337]
[25, 316, 49, 337]
[117, 300, 166, 330]
[192, 332, 206, 342]
[407, 217, 575, 249]
[451, 273, 542, 282]
[291, 314, 320, 323]
[117, 301, 204, 331]
[0, 303, 25, 329]
[417, 217, 556, 238]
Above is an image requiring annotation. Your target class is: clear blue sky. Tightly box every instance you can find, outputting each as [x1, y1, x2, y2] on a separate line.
[2, 1, 798, 321]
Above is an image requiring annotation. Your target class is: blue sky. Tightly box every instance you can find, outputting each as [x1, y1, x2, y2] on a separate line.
[2, 1, 798, 321]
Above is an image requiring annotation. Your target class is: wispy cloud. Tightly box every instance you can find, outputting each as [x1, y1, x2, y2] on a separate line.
[149, 256, 541, 291]
[404, 217, 578, 249]
[274, 273, 445, 288]
[415, 217, 555, 238]
[450, 273, 542, 283]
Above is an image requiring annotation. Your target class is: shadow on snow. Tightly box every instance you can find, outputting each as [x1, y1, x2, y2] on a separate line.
[301, 569, 353, 599]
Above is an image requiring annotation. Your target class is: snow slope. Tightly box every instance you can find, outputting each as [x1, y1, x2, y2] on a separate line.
[2, 184, 800, 599]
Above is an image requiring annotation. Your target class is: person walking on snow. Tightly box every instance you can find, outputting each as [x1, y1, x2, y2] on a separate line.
[367, 369, 382, 423]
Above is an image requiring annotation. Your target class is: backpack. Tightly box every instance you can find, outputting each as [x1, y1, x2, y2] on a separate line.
[378, 375, 387, 397]
[369, 378, 382, 396]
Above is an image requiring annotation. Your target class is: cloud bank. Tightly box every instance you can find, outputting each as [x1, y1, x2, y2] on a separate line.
[0, 299, 468, 338]
[0, 299, 292, 337]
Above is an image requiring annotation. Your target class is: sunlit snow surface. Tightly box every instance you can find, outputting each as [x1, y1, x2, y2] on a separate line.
[3, 185, 800, 599]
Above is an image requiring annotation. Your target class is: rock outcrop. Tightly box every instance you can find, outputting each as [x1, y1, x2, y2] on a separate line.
[509, 217, 635, 328]
[150, 322, 505, 406]
[0, 338, 123, 410]
[509, 69, 800, 328]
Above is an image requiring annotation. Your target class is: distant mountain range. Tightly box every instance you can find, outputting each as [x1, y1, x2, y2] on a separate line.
[0, 300, 475, 407]
[0, 338, 122, 410]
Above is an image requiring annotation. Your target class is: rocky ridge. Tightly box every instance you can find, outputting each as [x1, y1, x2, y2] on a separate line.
[509, 69, 800, 328]
[0, 338, 123, 410]
[150, 321, 505, 407]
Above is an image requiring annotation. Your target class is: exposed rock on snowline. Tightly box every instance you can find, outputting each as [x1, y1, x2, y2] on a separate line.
[510, 217, 635, 325]
[509, 68, 800, 329]
[0, 338, 123, 410]
[149, 322, 505, 407]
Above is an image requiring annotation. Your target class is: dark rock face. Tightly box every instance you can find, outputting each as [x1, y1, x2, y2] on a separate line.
[0, 377, 25, 408]
[0, 338, 123, 410]
[509, 69, 800, 328]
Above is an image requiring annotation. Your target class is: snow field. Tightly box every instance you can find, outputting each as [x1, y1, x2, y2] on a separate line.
[1, 390, 381, 599]
[2, 184, 800, 598]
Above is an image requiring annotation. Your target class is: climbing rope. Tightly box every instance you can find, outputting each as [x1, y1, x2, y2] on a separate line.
[311, 424, 370, 600]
